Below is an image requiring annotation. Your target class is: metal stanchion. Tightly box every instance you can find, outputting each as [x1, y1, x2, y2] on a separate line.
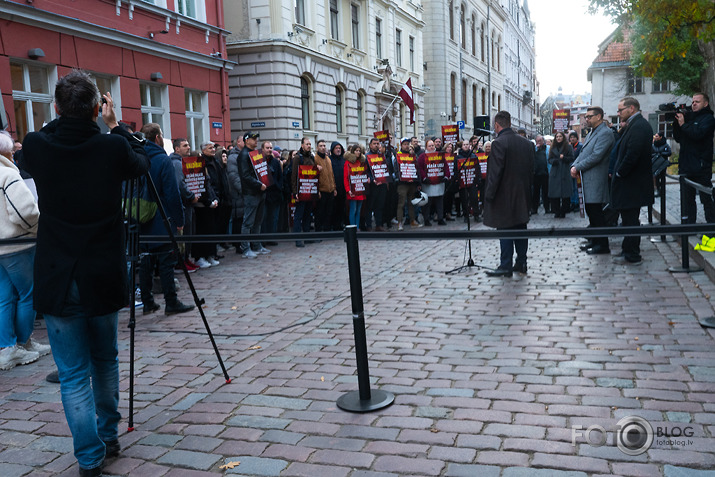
[669, 175, 703, 273]
[336, 225, 395, 413]
[651, 171, 675, 243]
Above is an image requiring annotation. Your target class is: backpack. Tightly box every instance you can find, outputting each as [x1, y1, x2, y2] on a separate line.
[123, 175, 157, 224]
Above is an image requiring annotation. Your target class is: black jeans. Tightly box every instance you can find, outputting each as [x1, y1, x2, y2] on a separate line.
[139, 244, 178, 305]
[683, 173, 715, 223]
[618, 207, 641, 262]
[315, 192, 334, 232]
[499, 223, 528, 270]
[584, 203, 608, 249]
[532, 174, 549, 212]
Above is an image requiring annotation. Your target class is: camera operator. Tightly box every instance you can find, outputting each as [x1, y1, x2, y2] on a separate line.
[22, 69, 149, 476]
[673, 92, 715, 223]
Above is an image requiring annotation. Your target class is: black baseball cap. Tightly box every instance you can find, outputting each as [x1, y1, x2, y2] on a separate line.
[243, 131, 260, 140]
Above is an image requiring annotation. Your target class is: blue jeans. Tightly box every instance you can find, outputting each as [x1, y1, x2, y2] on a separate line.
[44, 282, 120, 470]
[0, 247, 35, 348]
[242, 194, 266, 251]
[348, 200, 363, 226]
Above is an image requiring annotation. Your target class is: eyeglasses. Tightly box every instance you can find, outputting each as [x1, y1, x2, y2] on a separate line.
[584, 115, 595, 119]
[617, 107, 629, 113]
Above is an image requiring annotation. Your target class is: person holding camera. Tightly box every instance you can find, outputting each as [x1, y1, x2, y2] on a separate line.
[22, 69, 149, 476]
[673, 92, 715, 223]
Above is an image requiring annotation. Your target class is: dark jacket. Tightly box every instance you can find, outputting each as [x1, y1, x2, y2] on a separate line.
[203, 153, 231, 207]
[142, 141, 184, 245]
[226, 146, 244, 219]
[673, 105, 715, 175]
[483, 128, 534, 228]
[168, 151, 195, 205]
[238, 145, 265, 196]
[330, 142, 345, 194]
[548, 141, 574, 199]
[22, 117, 149, 316]
[534, 145, 548, 176]
[611, 113, 654, 209]
[652, 136, 672, 161]
[291, 147, 316, 195]
[265, 153, 284, 205]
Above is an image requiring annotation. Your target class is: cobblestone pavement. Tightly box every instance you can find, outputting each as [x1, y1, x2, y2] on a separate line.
[2, 205, 715, 477]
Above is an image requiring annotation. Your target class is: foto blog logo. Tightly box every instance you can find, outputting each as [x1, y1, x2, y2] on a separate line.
[572, 416, 655, 455]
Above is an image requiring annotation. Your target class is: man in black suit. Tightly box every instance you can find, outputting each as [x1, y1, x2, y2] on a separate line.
[483, 111, 535, 277]
[23, 70, 149, 476]
[611, 97, 654, 265]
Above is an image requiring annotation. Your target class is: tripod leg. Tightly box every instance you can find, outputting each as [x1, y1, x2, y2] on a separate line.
[144, 173, 231, 383]
[125, 179, 138, 432]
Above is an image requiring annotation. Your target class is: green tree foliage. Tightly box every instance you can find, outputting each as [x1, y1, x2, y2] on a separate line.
[589, 0, 715, 94]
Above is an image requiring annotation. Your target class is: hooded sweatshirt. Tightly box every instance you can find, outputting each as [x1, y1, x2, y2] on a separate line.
[330, 141, 346, 194]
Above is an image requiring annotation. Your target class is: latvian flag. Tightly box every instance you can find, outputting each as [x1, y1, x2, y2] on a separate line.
[398, 78, 415, 125]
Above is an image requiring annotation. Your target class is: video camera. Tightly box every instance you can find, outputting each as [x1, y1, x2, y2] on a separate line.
[659, 102, 693, 122]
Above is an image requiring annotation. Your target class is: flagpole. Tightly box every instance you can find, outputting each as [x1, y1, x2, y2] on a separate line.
[377, 94, 401, 126]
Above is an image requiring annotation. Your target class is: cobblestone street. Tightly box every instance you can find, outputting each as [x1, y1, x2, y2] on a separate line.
[2, 206, 715, 477]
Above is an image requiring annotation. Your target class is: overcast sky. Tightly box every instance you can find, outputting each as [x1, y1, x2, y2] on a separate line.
[529, 0, 617, 98]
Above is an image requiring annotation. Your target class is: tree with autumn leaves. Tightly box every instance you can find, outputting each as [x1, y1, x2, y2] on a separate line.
[589, 0, 715, 101]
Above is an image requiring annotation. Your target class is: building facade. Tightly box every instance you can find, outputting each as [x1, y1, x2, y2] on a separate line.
[0, 0, 232, 148]
[224, 0, 426, 150]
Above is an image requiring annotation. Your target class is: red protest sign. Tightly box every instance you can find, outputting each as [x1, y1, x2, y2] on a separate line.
[457, 157, 478, 189]
[373, 130, 389, 142]
[297, 165, 319, 202]
[249, 150, 272, 187]
[476, 152, 488, 179]
[442, 124, 458, 144]
[366, 154, 389, 185]
[182, 156, 206, 197]
[552, 109, 570, 133]
[347, 161, 369, 198]
[396, 152, 418, 182]
[425, 152, 445, 185]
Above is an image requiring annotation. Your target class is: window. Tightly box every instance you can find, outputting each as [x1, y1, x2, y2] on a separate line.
[295, 0, 305, 25]
[140, 83, 166, 131]
[481, 88, 486, 114]
[351, 4, 360, 49]
[497, 36, 501, 71]
[461, 79, 467, 122]
[376, 19, 382, 58]
[177, 0, 196, 18]
[335, 86, 344, 133]
[460, 5, 466, 49]
[409, 36, 415, 71]
[91, 74, 121, 129]
[357, 91, 365, 136]
[301, 76, 311, 130]
[330, 0, 339, 40]
[174, 0, 204, 21]
[395, 29, 402, 67]
[491, 33, 496, 68]
[11, 62, 54, 142]
[658, 113, 674, 138]
[450, 73, 456, 119]
[471, 15, 476, 56]
[472, 84, 477, 120]
[480, 23, 486, 62]
[449, 1, 454, 41]
[652, 79, 670, 93]
[185, 90, 206, 149]
[498, 94, 502, 111]
[627, 71, 643, 94]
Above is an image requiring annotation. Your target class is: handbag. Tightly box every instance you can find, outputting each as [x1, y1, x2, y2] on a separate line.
[651, 155, 670, 176]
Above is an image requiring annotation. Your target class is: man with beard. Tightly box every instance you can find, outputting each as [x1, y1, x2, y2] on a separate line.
[292, 137, 319, 246]
[365, 137, 390, 230]
[314, 139, 336, 231]
[237, 131, 270, 258]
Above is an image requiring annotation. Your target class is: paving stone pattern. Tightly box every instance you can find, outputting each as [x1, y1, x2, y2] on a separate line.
[1, 201, 715, 476]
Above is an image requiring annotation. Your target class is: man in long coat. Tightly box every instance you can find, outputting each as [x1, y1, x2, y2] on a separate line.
[570, 106, 615, 254]
[483, 111, 535, 277]
[611, 97, 654, 265]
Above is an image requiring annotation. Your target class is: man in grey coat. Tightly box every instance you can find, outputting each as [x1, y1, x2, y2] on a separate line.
[570, 106, 615, 254]
[483, 111, 535, 277]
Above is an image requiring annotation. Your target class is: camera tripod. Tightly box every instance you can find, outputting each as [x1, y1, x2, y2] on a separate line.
[123, 172, 230, 431]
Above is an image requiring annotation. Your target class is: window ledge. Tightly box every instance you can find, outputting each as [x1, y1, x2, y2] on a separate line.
[327, 38, 348, 58]
[292, 23, 315, 47]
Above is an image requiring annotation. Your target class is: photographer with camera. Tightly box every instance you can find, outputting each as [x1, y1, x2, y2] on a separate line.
[673, 92, 715, 223]
[22, 69, 149, 476]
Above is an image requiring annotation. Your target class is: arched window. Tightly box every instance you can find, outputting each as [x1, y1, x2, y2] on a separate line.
[471, 15, 476, 56]
[301, 76, 312, 130]
[450, 73, 456, 119]
[480, 23, 486, 62]
[461, 79, 467, 122]
[472, 84, 477, 121]
[491, 32, 496, 68]
[481, 88, 486, 115]
[497, 35, 502, 71]
[498, 94, 502, 111]
[336, 85, 344, 133]
[460, 5, 466, 49]
[449, 1, 454, 41]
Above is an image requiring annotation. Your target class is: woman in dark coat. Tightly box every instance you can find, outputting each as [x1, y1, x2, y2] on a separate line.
[548, 131, 574, 218]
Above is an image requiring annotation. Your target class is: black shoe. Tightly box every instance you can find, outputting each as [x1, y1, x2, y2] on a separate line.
[586, 245, 611, 255]
[438, 219, 447, 225]
[445, 216, 455, 221]
[165, 301, 194, 316]
[423, 221, 432, 226]
[486, 268, 513, 277]
[104, 440, 120, 458]
[79, 464, 103, 477]
[46, 370, 60, 384]
[296, 241, 305, 248]
[513, 263, 527, 274]
[143, 302, 160, 315]
[579, 241, 594, 251]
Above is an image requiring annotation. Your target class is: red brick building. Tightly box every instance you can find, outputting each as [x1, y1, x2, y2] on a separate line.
[0, 0, 233, 147]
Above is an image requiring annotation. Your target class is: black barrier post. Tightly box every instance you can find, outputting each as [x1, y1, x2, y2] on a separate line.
[337, 225, 395, 413]
[651, 171, 674, 243]
[669, 175, 703, 273]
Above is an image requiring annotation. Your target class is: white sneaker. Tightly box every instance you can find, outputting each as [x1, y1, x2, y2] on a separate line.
[256, 246, 271, 255]
[243, 249, 258, 259]
[208, 257, 220, 266]
[0, 345, 40, 370]
[22, 338, 51, 357]
[391, 218, 399, 225]
[195, 257, 212, 268]
[398, 223, 404, 231]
